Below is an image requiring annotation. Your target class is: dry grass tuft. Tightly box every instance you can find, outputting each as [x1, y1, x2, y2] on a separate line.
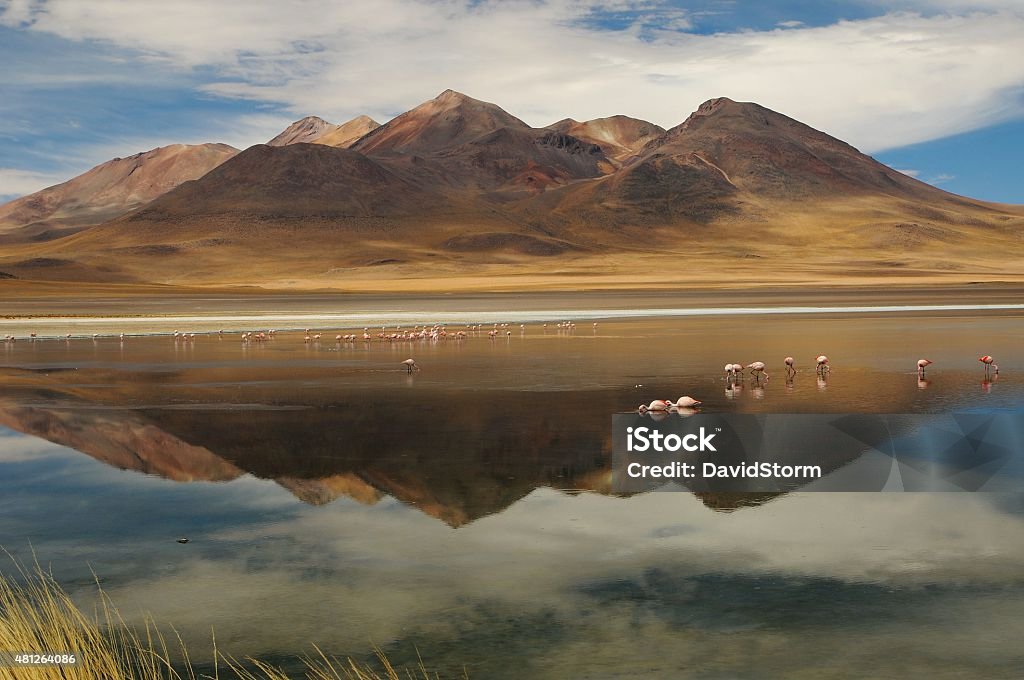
[0, 558, 457, 679]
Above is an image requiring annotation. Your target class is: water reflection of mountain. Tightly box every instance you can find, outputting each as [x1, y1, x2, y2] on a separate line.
[0, 367, 899, 523]
[0, 396, 612, 526]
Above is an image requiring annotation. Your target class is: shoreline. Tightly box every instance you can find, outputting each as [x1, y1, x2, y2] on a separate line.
[3, 301, 1024, 338]
[4, 280, 1024, 336]
[4, 274, 1024, 298]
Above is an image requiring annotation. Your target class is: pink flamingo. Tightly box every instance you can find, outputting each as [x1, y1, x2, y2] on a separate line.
[402, 358, 419, 373]
[784, 357, 795, 376]
[815, 355, 830, 375]
[979, 355, 999, 374]
[638, 399, 670, 413]
[669, 396, 702, 408]
[747, 361, 769, 382]
[917, 358, 933, 377]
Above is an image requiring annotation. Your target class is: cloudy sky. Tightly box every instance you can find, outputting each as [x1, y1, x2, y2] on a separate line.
[1, 0, 1023, 202]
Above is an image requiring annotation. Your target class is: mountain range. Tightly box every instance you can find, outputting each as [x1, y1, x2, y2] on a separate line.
[1, 90, 1022, 288]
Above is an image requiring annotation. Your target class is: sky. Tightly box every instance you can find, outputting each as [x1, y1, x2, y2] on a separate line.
[1, 0, 1023, 203]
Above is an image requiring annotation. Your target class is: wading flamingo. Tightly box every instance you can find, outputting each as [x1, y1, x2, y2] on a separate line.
[784, 357, 795, 376]
[669, 396, 702, 408]
[917, 359, 933, 377]
[815, 355, 830, 375]
[402, 358, 419, 374]
[638, 399, 670, 413]
[747, 361, 769, 382]
[979, 356, 999, 374]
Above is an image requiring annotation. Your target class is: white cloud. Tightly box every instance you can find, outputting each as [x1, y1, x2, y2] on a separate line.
[895, 168, 921, 177]
[1, 2, 1024, 152]
[0, 0, 35, 26]
[877, 0, 1024, 11]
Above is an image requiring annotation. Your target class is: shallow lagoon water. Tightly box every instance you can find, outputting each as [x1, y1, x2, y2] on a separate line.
[2, 309, 1024, 678]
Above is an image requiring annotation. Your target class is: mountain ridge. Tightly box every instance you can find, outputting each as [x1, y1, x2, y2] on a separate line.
[1, 91, 1022, 287]
[267, 114, 381, 148]
[0, 143, 239, 243]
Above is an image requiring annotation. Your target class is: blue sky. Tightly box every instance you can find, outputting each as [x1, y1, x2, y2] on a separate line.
[1, 0, 1023, 203]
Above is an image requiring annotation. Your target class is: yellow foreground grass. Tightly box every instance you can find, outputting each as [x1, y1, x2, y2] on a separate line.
[0, 563, 452, 680]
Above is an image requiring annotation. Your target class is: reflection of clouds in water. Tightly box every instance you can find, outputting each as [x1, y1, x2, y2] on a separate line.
[0, 428, 67, 462]
[7, 429, 1024, 675]
[523, 589, 1024, 679]
[84, 488, 1024, 669]
[0, 434, 299, 583]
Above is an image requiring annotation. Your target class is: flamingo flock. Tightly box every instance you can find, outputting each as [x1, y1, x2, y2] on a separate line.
[0, 327, 1009, 400]
[637, 352, 1007, 413]
[638, 397, 702, 413]
[722, 356, 829, 383]
[2, 318, 612, 346]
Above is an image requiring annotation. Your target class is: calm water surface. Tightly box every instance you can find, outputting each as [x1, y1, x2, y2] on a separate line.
[2, 310, 1024, 678]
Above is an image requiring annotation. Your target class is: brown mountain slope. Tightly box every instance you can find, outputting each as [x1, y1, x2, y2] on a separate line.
[521, 97, 1022, 244]
[120, 142, 449, 221]
[0, 143, 238, 243]
[427, 123, 611, 192]
[267, 116, 338, 146]
[547, 115, 665, 161]
[313, 115, 381, 148]
[352, 89, 531, 156]
[350, 90, 613, 193]
[5, 137, 579, 282]
[642, 97, 947, 200]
